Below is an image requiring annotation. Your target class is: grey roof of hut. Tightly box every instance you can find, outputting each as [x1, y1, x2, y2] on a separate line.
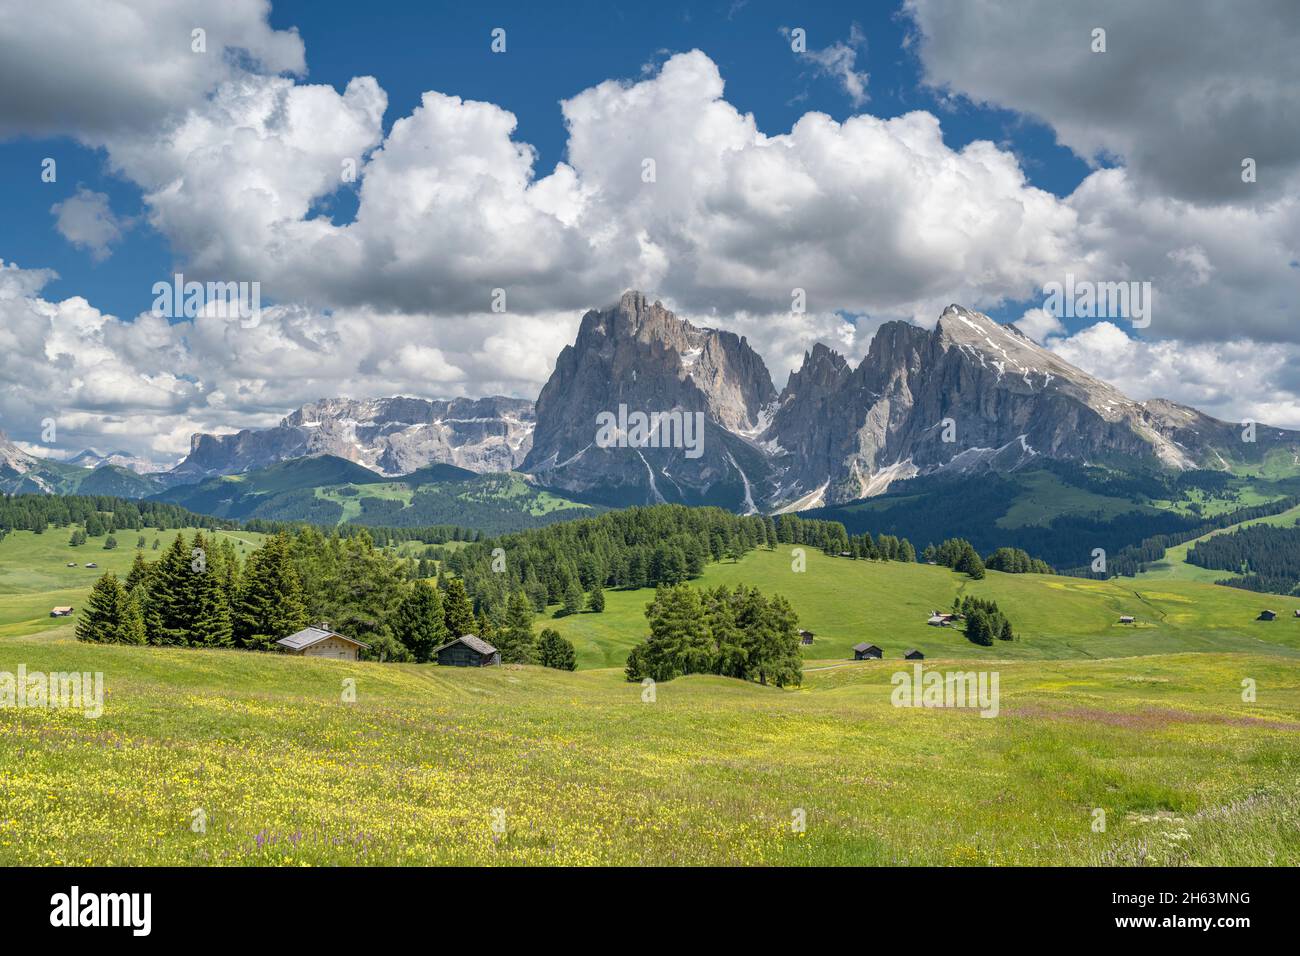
[853, 642, 880, 652]
[435, 634, 498, 656]
[276, 626, 370, 651]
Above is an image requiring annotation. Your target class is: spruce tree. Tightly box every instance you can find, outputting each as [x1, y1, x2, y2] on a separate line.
[560, 578, 584, 616]
[441, 578, 477, 637]
[233, 534, 309, 650]
[188, 532, 233, 647]
[390, 582, 448, 662]
[498, 590, 536, 663]
[587, 581, 606, 613]
[536, 628, 576, 670]
[148, 534, 196, 646]
[125, 551, 152, 592]
[77, 573, 129, 644]
[121, 585, 148, 645]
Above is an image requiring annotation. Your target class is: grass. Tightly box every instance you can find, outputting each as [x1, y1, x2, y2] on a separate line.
[0, 632, 1295, 865]
[544, 548, 1300, 670]
[0, 527, 265, 639]
[996, 471, 1159, 528]
[1136, 502, 1300, 585]
[2, 524, 1298, 866]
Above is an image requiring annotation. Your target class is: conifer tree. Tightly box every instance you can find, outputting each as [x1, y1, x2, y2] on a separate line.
[121, 585, 148, 645]
[587, 581, 605, 613]
[233, 533, 309, 650]
[148, 533, 196, 646]
[390, 582, 448, 662]
[125, 551, 152, 592]
[441, 578, 477, 637]
[77, 573, 129, 644]
[188, 532, 233, 647]
[536, 628, 576, 670]
[497, 590, 536, 663]
[560, 578, 584, 616]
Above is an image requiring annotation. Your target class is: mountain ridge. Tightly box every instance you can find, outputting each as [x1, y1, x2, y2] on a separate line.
[6, 293, 1298, 514]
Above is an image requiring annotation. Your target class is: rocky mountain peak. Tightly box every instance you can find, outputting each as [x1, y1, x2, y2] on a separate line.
[0, 430, 35, 474]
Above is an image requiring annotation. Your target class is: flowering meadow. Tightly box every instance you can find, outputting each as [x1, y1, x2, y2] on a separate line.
[1, 632, 1296, 865]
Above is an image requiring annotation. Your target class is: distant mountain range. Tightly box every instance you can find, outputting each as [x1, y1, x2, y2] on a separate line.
[168, 396, 535, 485]
[0, 434, 165, 497]
[5, 291, 1299, 522]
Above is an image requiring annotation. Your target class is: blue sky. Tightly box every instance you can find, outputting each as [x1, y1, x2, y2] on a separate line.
[2, 0, 1090, 325]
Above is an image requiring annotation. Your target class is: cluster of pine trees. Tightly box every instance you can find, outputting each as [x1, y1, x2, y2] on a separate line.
[983, 547, 1054, 574]
[0, 494, 234, 535]
[925, 538, 987, 578]
[1187, 523, 1300, 596]
[953, 595, 1014, 645]
[624, 583, 802, 687]
[75, 526, 580, 669]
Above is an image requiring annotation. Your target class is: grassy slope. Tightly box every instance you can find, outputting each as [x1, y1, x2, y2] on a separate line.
[543, 548, 1300, 670]
[1136, 501, 1300, 585]
[0, 527, 265, 638]
[1, 529, 1298, 865]
[996, 471, 1159, 528]
[0, 632, 1295, 865]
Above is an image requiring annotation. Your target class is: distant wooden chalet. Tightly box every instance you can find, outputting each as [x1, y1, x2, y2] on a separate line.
[853, 643, 882, 660]
[49, 606, 73, 618]
[1119, 615, 1135, 624]
[434, 634, 500, 667]
[1258, 610, 1277, 621]
[276, 625, 370, 661]
[927, 610, 960, 627]
[798, 629, 815, 645]
[903, 649, 924, 660]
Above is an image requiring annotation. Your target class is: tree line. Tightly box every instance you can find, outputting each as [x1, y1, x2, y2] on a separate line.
[75, 527, 579, 669]
[1187, 522, 1300, 596]
[0, 494, 235, 535]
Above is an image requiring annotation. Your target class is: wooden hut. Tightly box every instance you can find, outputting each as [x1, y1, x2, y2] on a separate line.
[903, 649, 924, 660]
[276, 625, 370, 661]
[49, 606, 74, 618]
[798, 629, 815, 645]
[1119, 615, 1135, 624]
[1258, 610, 1278, 621]
[434, 634, 500, 667]
[853, 642, 882, 660]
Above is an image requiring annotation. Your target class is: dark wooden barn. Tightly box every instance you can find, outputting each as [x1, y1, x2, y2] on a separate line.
[1258, 610, 1277, 621]
[798, 629, 815, 645]
[434, 634, 500, 667]
[853, 642, 882, 660]
[903, 649, 924, 660]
